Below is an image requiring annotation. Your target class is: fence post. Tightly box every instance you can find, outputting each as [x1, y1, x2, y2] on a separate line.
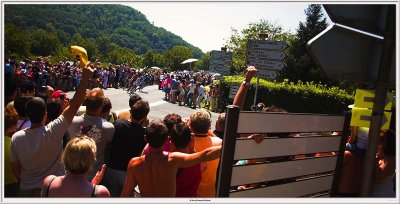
[331, 111, 352, 196]
[216, 105, 240, 197]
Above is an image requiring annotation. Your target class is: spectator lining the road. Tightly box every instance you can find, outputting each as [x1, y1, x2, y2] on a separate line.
[213, 113, 225, 139]
[189, 109, 222, 197]
[10, 62, 93, 197]
[40, 136, 110, 197]
[13, 96, 32, 131]
[121, 119, 221, 197]
[170, 123, 201, 197]
[67, 88, 115, 181]
[19, 80, 36, 97]
[372, 130, 396, 197]
[100, 97, 117, 123]
[117, 93, 142, 121]
[141, 113, 182, 156]
[4, 103, 19, 197]
[104, 100, 149, 197]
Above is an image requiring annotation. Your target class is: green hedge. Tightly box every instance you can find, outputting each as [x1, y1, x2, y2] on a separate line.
[217, 76, 354, 114]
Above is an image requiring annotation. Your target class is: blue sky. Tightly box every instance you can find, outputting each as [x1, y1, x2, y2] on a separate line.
[124, 2, 330, 53]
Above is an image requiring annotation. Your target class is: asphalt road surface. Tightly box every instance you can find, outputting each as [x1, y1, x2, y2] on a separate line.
[67, 85, 220, 130]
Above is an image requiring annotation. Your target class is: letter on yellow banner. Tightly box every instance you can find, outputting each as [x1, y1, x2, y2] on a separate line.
[350, 107, 392, 130]
[354, 89, 394, 111]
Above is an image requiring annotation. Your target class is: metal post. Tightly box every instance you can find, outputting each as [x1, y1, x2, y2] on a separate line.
[216, 105, 240, 197]
[251, 33, 268, 111]
[331, 112, 352, 196]
[251, 78, 260, 111]
[359, 6, 395, 197]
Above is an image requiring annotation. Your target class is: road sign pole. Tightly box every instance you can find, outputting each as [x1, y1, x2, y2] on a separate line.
[251, 33, 268, 111]
[359, 6, 395, 197]
[251, 77, 260, 111]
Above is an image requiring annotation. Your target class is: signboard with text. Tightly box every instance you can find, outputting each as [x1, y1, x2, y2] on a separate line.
[246, 39, 288, 79]
[247, 40, 288, 51]
[209, 50, 232, 75]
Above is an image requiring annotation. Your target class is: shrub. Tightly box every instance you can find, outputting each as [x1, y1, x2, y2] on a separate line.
[217, 76, 354, 114]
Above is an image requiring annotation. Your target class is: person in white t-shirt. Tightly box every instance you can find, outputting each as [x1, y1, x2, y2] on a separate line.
[186, 80, 195, 107]
[10, 61, 93, 197]
[195, 83, 205, 109]
[67, 88, 115, 181]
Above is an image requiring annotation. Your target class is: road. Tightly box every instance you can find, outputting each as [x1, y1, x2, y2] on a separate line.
[68, 85, 220, 130]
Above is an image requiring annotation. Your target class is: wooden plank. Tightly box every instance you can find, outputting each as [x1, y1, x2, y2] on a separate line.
[231, 156, 337, 186]
[234, 136, 341, 160]
[237, 112, 345, 133]
[230, 175, 334, 197]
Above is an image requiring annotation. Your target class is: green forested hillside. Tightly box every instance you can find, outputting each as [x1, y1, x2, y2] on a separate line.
[5, 4, 203, 59]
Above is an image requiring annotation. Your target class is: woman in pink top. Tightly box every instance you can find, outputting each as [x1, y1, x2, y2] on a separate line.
[41, 136, 110, 197]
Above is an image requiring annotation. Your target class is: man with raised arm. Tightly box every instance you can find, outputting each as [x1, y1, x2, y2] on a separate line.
[10, 61, 93, 197]
[121, 119, 221, 197]
[233, 66, 257, 110]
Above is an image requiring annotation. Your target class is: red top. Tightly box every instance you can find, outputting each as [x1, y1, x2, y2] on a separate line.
[175, 164, 202, 197]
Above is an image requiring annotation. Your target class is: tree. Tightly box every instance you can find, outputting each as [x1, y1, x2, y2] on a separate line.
[5, 5, 204, 61]
[225, 19, 294, 74]
[197, 52, 211, 71]
[153, 53, 166, 68]
[4, 23, 30, 58]
[97, 35, 112, 60]
[70, 34, 100, 61]
[164, 46, 194, 70]
[30, 29, 61, 56]
[141, 50, 155, 68]
[108, 46, 137, 65]
[282, 4, 328, 82]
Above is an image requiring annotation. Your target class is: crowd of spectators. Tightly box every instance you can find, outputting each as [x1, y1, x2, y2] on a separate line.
[4, 55, 396, 198]
[5, 56, 161, 96]
[159, 70, 220, 112]
[4, 56, 229, 198]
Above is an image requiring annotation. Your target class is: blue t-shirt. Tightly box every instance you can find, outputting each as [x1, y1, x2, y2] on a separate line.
[171, 79, 177, 90]
[5, 64, 14, 74]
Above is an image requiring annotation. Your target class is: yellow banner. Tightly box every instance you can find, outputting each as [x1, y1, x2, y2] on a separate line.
[354, 89, 394, 111]
[71, 45, 88, 69]
[350, 107, 392, 130]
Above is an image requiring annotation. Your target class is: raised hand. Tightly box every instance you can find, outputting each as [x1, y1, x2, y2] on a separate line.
[245, 66, 257, 82]
[91, 164, 106, 185]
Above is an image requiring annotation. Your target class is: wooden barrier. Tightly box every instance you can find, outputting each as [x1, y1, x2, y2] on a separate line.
[216, 105, 351, 197]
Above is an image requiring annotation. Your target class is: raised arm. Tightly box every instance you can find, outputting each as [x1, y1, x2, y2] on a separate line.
[61, 61, 93, 124]
[173, 145, 221, 169]
[233, 66, 257, 110]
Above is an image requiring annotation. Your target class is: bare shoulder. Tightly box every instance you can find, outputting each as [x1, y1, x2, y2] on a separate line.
[128, 156, 144, 168]
[212, 136, 222, 145]
[43, 175, 56, 185]
[97, 185, 111, 197]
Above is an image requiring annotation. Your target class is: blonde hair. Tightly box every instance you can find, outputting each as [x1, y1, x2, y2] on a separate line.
[62, 136, 97, 175]
[189, 109, 211, 134]
[5, 102, 19, 131]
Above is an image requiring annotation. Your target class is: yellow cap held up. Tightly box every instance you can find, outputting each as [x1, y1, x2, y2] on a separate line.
[70, 45, 88, 68]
